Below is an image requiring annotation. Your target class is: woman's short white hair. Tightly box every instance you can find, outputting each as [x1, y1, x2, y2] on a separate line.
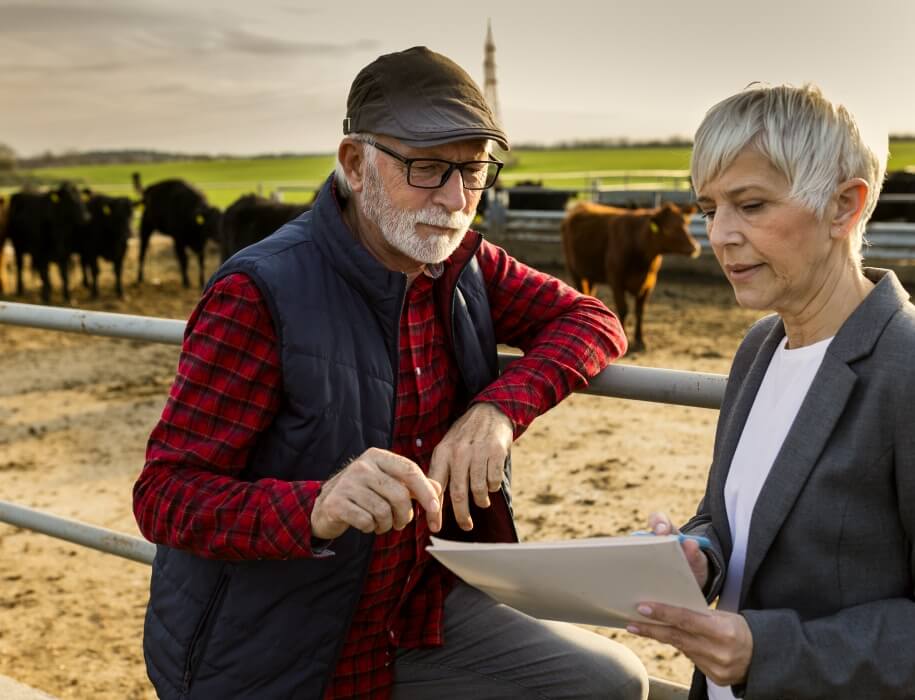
[334, 132, 376, 197]
[691, 83, 887, 262]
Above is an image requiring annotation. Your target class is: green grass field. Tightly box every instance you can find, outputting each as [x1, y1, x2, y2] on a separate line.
[9, 141, 915, 208]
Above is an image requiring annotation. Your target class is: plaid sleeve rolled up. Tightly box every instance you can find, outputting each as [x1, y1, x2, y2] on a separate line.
[472, 239, 628, 436]
[133, 273, 325, 560]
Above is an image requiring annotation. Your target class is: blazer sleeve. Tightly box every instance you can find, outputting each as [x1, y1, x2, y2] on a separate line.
[681, 500, 727, 602]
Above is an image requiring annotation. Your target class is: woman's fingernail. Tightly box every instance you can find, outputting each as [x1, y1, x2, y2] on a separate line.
[626, 624, 640, 634]
[637, 605, 653, 616]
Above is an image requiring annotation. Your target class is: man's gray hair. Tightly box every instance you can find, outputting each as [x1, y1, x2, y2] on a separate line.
[690, 83, 887, 263]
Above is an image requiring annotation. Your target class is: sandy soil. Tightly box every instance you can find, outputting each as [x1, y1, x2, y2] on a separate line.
[0, 236, 766, 698]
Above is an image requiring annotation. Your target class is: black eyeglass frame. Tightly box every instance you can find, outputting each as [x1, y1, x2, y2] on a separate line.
[366, 140, 504, 190]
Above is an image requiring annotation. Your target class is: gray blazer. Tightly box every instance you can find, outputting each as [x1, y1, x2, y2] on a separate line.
[683, 268, 915, 700]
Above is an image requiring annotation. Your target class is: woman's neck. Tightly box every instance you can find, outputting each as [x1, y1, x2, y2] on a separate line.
[781, 264, 874, 349]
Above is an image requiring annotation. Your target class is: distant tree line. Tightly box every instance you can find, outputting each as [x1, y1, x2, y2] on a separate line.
[0, 133, 913, 176]
[513, 136, 695, 151]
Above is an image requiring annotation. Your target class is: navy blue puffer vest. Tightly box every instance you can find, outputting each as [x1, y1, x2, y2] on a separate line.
[142, 178, 517, 699]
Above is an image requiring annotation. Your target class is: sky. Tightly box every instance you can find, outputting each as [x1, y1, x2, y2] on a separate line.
[1, 0, 913, 157]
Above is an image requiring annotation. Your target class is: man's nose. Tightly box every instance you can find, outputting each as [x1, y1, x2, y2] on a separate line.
[433, 168, 468, 212]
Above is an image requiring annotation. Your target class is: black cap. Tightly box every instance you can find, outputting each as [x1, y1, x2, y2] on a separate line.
[343, 46, 509, 150]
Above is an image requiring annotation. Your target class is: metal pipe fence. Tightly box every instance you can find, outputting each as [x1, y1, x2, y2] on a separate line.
[481, 212, 915, 261]
[0, 302, 700, 696]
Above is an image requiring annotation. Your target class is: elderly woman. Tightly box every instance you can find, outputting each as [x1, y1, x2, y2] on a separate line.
[628, 84, 915, 699]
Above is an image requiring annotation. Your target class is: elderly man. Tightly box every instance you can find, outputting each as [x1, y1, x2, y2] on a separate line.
[133, 46, 647, 700]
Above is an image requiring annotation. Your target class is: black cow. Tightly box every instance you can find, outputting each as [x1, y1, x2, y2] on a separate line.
[506, 181, 575, 211]
[6, 183, 89, 304]
[133, 173, 221, 288]
[871, 171, 915, 223]
[78, 193, 136, 298]
[0, 195, 8, 294]
[220, 194, 313, 261]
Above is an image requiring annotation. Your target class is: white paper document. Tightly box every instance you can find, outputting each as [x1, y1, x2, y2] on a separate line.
[427, 535, 709, 628]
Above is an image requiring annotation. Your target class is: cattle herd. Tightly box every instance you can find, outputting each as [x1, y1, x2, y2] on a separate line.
[0, 170, 912, 342]
[0, 174, 316, 303]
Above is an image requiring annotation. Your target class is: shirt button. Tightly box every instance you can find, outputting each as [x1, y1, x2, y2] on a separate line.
[415, 438, 423, 448]
[415, 367, 422, 376]
[389, 630, 396, 640]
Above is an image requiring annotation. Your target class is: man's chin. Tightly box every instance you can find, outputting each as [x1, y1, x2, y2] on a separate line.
[407, 235, 467, 265]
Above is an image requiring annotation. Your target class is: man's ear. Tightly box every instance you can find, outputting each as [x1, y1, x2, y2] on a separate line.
[338, 139, 368, 194]
[830, 178, 869, 241]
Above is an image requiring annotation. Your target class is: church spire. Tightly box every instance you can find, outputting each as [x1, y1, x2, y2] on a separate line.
[483, 19, 501, 126]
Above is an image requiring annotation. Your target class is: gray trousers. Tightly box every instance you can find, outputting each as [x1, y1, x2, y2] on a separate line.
[393, 582, 649, 699]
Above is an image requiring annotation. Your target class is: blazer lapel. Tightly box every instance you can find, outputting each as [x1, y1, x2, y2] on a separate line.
[738, 355, 856, 604]
[737, 268, 907, 604]
[710, 321, 785, 558]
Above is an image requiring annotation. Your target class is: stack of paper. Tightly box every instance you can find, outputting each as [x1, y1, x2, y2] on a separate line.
[427, 535, 708, 628]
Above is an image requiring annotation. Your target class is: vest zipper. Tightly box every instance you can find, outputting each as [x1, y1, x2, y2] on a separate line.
[388, 276, 408, 445]
[182, 571, 230, 693]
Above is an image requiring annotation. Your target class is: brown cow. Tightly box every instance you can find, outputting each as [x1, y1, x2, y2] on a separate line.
[561, 201, 700, 351]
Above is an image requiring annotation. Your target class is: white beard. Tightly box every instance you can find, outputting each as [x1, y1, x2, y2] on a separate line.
[360, 158, 472, 264]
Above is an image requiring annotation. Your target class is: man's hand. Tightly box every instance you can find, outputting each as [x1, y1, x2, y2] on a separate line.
[428, 402, 513, 531]
[627, 603, 754, 688]
[648, 511, 709, 589]
[311, 448, 442, 540]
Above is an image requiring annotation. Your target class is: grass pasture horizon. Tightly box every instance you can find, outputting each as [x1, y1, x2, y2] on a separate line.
[10, 140, 915, 208]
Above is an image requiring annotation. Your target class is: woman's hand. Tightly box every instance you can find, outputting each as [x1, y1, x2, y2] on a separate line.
[648, 511, 709, 589]
[627, 603, 754, 688]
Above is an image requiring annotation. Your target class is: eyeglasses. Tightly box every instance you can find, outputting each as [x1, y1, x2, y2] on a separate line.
[367, 140, 503, 190]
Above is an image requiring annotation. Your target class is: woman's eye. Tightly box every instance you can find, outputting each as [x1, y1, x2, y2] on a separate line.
[700, 210, 715, 220]
[741, 202, 763, 212]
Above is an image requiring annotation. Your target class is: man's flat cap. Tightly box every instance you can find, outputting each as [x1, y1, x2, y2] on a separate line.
[343, 46, 509, 150]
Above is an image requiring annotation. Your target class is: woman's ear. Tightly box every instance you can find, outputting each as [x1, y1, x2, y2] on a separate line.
[338, 139, 367, 194]
[830, 178, 869, 241]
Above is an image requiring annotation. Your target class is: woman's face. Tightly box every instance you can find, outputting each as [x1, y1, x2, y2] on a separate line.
[696, 147, 840, 315]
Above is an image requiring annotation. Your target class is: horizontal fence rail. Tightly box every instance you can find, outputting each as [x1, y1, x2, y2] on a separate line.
[0, 500, 155, 565]
[0, 302, 728, 409]
[480, 212, 915, 260]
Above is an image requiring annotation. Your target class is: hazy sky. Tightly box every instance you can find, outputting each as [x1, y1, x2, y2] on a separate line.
[1, 0, 912, 156]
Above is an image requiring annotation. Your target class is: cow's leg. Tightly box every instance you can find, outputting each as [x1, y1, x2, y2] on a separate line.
[113, 257, 124, 298]
[173, 240, 190, 288]
[0, 240, 6, 295]
[14, 247, 25, 296]
[197, 246, 205, 288]
[58, 256, 71, 304]
[137, 218, 152, 284]
[633, 289, 652, 353]
[610, 284, 632, 346]
[88, 256, 100, 299]
[37, 262, 52, 305]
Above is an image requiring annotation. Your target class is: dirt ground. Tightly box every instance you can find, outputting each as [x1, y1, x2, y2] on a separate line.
[0, 235, 767, 698]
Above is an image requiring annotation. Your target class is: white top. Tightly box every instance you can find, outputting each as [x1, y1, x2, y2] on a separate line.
[708, 334, 832, 700]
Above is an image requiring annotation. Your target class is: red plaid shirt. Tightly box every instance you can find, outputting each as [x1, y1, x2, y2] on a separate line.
[134, 238, 626, 698]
